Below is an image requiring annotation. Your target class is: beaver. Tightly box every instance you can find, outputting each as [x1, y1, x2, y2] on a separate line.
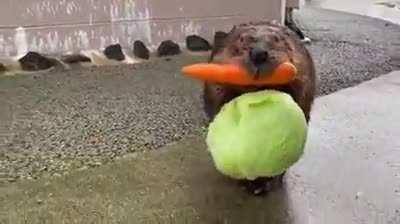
[203, 21, 317, 195]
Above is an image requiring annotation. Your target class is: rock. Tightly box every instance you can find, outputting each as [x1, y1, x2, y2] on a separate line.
[53, 173, 62, 178]
[302, 37, 312, 44]
[61, 54, 91, 64]
[78, 166, 89, 171]
[88, 161, 102, 167]
[186, 35, 211, 51]
[213, 31, 228, 52]
[355, 191, 363, 200]
[19, 52, 57, 71]
[0, 63, 6, 73]
[157, 40, 181, 57]
[103, 44, 125, 61]
[133, 40, 150, 60]
[7, 177, 16, 183]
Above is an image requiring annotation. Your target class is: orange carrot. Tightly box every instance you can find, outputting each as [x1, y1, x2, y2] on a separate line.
[181, 62, 297, 86]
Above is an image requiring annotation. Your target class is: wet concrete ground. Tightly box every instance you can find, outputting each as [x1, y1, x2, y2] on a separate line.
[1, 71, 399, 224]
[0, 7, 399, 184]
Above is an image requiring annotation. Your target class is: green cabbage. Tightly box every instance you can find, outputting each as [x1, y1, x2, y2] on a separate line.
[206, 90, 308, 180]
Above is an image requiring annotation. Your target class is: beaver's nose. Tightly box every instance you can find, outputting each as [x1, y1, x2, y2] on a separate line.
[249, 48, 269, 66]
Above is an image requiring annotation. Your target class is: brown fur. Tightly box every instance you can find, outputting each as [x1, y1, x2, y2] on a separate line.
[203, 21, 317, 195]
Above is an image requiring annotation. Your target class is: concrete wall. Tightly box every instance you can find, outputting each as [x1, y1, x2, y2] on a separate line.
[0, 0, 294, 57]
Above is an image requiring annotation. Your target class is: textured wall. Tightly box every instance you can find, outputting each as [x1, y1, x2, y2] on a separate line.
[0, 0, 292, 57]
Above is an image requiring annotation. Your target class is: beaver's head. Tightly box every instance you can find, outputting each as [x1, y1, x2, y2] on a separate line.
[216, 21, 295, 79]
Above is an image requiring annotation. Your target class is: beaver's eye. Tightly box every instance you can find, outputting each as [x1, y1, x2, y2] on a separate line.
[272, 35, 280, 42]
[231, 47, 241, 55]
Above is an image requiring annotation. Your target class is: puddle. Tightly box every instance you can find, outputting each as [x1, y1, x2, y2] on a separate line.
[307, 0, 400, 24]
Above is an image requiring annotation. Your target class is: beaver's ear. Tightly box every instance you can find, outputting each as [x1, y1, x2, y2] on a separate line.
[228, 25, 237, 35]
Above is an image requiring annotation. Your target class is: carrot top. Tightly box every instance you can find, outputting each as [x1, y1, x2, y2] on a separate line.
[181, 62, 297, 86]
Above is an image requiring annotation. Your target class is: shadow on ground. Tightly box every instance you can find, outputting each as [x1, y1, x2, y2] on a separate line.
[0, 136, 296, 224]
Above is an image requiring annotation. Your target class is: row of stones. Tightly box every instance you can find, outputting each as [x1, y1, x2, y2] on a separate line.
[0, 33, 228, 73]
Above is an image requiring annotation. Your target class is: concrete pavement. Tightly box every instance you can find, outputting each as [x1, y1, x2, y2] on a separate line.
[1, 71, 399, 224]
[307, 0, 400, 25]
